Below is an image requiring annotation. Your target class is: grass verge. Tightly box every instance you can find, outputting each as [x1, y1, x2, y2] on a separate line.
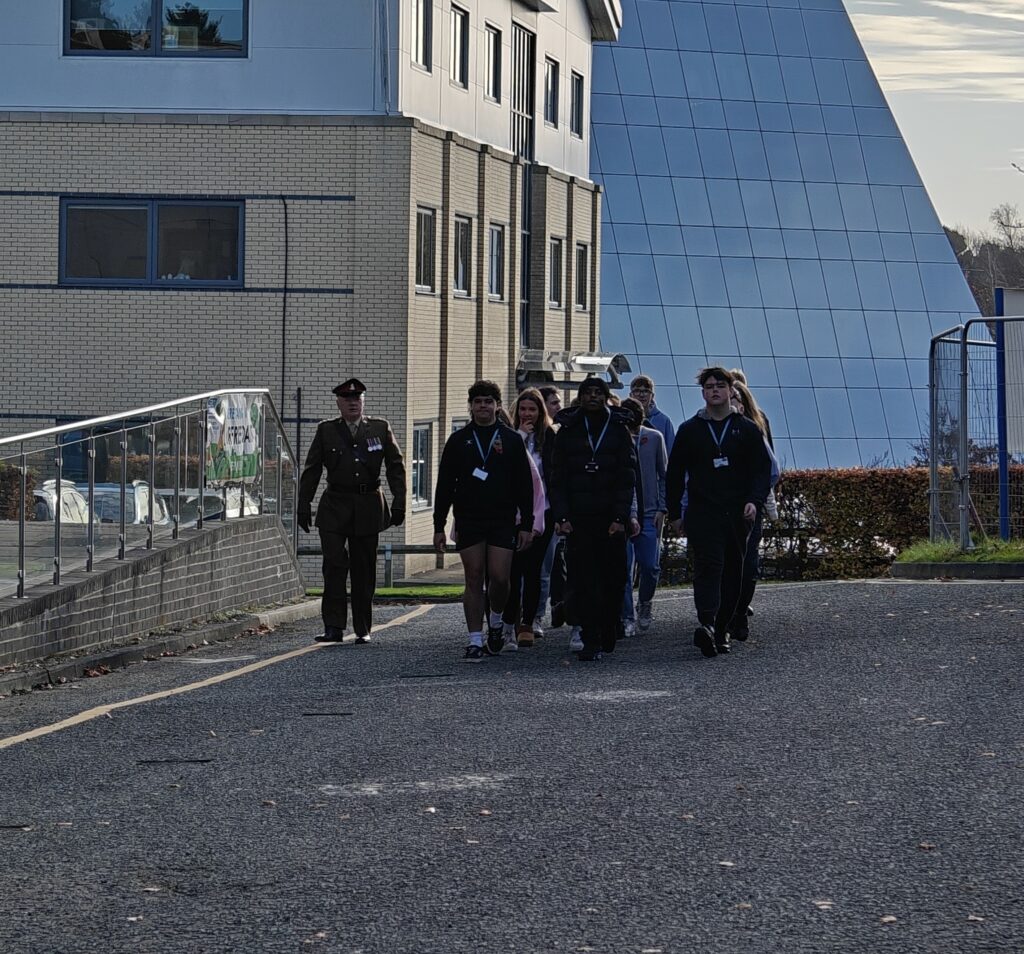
[897, 538, 1024, 564]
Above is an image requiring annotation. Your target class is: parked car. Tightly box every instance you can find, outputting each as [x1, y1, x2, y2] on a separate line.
[155, 487, 260, 527]
[75, 481, 171, 526]
[33, 479, 95, 524]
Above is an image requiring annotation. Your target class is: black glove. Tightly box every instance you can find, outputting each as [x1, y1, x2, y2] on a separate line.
[298, 511, 311, 533]
[390, 509, 406, 528]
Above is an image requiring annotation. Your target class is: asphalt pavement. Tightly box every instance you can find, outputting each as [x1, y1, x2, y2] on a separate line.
[1, 580, 1022, 954]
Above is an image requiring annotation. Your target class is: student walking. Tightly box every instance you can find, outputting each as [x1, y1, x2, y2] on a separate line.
[501, 388, 555, 647]
[433, 381, 535, 661]
[729, 379, 780, 641]
[549, 377, 637, 661]
[629, 375, 675, 454]
[620, 398, 667, 636]
[666, 368, 771, 658]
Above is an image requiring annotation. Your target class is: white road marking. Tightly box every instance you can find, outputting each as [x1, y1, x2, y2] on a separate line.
[0, 604, 434, 751]
[318, 773, 511, 797]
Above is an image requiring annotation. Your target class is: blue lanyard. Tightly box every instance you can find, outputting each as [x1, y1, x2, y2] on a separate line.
[472, 427, 499, 467]
[707, 418, 731, 452]
[585, 410, 611, 458]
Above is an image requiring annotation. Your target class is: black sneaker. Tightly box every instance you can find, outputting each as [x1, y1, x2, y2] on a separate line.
[464, 645, 485, 662]
[693, 624, 717, 658]
[315, 626, 345, 643]
[731, 622, 750, 642]
[577, 648, 603, 662]
[550, 602, 566, 629]
[354, 634, 372, 644]
[714, 631, 731, 654]
[485, 625, 504, 655]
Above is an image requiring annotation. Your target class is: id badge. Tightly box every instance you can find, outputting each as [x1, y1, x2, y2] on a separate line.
[585, 461, 600, 474]
[473, 468, 489, 481]
[713, 456, 729, 469]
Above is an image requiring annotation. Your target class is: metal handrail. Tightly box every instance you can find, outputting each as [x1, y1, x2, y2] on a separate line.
[0, 388, 299, 599]
[0, 388, 297, 464]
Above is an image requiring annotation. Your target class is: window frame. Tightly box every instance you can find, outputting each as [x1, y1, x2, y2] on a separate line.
[570, 70, 584, 138]
[453, 214, 473, 297]
[548, 236, 563, 307]
[574, 242, 588, 310]
[415, 206, 437, 293]
[412, 0, 433, 71]
[449, 3, 469, 89]
[484, 24, 502, 103]
[544, 57, 560, 128]
[64, 0, 250, 57]
[411, 422, 433, 509]
[488, 223, 505, 301]
[59, 197, 245, 288]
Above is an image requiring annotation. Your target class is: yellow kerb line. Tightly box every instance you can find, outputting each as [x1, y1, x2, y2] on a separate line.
[0, 603, 434, 752]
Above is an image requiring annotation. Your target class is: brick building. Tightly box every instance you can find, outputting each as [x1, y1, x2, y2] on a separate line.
[0, 1, 622, 565]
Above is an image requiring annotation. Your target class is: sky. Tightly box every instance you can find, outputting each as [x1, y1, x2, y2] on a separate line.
[847, 0, 1024, 235]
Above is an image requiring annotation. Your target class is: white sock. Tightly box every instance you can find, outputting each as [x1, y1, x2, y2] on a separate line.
[488, 610, 503, 629]
[468, 631, 483, 647]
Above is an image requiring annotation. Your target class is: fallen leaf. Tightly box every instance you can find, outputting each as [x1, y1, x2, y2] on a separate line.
[209, 731, 217, 738]
[918, 842, 937, 851]
[127, 916, 143, 923]
[734, 903, 752, 911]
[478, 809, 492, 816]
[718, 861, 735, 868]
[424, 806, 437, 814]
[967, 915, 985, 923]
[813, 900, 834, 909]
[466, 839, 480, 844]
[880, 915, 897, 924]
[262, 800, 276, 807]
[680, 813, 696, 820]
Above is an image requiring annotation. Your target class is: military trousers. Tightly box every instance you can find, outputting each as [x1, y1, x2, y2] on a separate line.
[319, 529, 379, 637]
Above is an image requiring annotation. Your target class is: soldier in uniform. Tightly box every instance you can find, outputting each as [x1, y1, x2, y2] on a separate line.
[298, 379, 406, 644]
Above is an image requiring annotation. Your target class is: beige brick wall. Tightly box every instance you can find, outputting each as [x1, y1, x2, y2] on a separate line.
[0, 113, 603, 576]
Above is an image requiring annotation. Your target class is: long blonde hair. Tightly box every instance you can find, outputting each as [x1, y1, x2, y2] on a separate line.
[733, 381, 767, 435]
[512, 388, 553, 451]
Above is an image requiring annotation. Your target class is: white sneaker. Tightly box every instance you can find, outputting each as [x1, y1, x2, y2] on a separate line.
[568, 626, 584, 652]
[502, 622, 519, 652]
[532, 623, 544, 639]
[622, 619, 636, 638]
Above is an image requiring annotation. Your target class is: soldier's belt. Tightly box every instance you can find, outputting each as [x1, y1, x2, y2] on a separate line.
[328, 481, 381, 495]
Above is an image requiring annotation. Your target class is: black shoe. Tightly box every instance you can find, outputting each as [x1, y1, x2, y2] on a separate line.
[315, 626, 345, 643]
[602, 637, 617, 654]
[485, 625, 504, 655]
[464, 645, 485, 662]
[693, 624, 717, 658]
[354, 634, 372, 644]
[550, 602, 566, 629]
[731, 623, 750, 642]
[714, 631, 731, 654]
[577, 648, 602, 662]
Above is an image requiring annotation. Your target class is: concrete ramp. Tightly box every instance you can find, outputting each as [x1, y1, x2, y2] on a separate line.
[0, 516, 304, 667]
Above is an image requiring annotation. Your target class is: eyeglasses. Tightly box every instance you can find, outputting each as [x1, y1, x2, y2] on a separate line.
[629, 387, 652, 395]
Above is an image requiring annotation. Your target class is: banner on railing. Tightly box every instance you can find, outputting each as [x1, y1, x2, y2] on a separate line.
[205, 394, 262, 486]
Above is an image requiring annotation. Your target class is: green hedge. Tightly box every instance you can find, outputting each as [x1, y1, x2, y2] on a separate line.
[662, 468, 931, 581]
[0, 463, 36, 520]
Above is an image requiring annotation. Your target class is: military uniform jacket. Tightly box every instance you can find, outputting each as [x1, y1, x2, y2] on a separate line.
[298, 417, 406, 535]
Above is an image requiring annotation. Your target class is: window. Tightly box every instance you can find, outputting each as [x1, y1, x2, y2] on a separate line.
[544, 57, 559, 127]
[549, 237, 563, 306]
[415, 207, 436, 292]
[66, 0, 247, 55]
[454, 216, 472, 295]
[570, 71, 584, 138]
[575, 242, 588, 309]
[411, 424, 432, 507]
[412, 0, 432, 69]
[450, 4, 469, 88]
[484, 25, 502, 102]
[488, 224, 505, 299]
[61, 199, 242, 285]
[451, 418, 468, 433]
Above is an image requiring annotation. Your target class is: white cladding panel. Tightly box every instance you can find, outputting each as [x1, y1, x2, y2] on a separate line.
[1000, 290, 1024, 455]
[398, 0, 595, 179]
[0, 0, 386, 114]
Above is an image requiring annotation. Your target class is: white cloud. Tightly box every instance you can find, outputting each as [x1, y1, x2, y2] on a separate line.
[849, 3, 1024, 101]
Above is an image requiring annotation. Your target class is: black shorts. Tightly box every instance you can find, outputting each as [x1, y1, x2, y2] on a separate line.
[454, 519, 517, 552]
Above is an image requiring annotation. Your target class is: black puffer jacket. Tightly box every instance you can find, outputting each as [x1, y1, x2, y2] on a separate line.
[549, 406, 636, 524]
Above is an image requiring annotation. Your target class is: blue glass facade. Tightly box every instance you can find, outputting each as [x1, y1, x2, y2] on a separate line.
[591, 0, 978, 468]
